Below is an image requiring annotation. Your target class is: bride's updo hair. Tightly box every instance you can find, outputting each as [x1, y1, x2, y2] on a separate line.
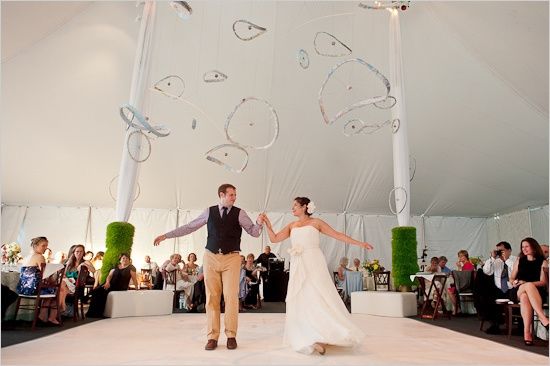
[294, 197, 312, 216]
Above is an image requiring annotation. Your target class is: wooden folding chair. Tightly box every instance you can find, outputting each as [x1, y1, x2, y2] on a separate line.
[374, 271, 391, 291]
[67, 266, 90, 321]
[14, 263, 65, 330]
[163, 269, 183, 309]
[140, 269, 153, 289]
[333, 271, 345, 299]
[452, 270, 476, 313]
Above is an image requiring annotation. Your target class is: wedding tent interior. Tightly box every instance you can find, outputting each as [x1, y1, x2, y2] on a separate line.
[2, 0, 548, 274]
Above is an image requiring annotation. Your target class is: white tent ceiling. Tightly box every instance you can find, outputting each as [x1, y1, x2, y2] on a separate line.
[2, 1, 548, 218]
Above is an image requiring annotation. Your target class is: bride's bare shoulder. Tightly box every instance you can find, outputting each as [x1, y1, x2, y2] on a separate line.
[309, 218, 324, 228]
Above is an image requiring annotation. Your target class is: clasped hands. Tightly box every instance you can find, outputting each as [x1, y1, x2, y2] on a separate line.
[256, 213, 272, 229]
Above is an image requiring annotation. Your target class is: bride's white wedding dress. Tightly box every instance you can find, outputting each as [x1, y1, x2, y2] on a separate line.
[283, 225, 365, 354]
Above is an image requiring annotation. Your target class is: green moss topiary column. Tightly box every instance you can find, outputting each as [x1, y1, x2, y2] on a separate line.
[391, 226, 419, 290]
[100, 221, 135, 284]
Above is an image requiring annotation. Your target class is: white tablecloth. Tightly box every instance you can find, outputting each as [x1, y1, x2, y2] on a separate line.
[2, 270, 33, 321]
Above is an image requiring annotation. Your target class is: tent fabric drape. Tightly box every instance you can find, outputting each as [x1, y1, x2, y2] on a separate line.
[486, 206, 549, 249]
[487, 209, 531, 251]
[0, 205, 27, 244]
[530, 206, 549, 244]
[14, 206, 89, 254]
[2, 204, 520, 273]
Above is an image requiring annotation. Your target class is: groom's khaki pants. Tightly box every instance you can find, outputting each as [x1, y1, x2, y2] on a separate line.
[203, 250, 241, 340]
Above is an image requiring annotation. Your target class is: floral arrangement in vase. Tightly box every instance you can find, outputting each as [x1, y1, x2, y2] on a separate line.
[470, 256, 484, 268]
[363, 259, 384, 276]
[4, 242, 21, 264]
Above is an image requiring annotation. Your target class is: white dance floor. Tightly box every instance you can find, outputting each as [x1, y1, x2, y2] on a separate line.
[1, 313, 548, 365]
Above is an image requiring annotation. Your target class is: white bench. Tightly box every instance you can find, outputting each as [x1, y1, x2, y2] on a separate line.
[351, 291, 417, 317]
[104, 290, 174, 318]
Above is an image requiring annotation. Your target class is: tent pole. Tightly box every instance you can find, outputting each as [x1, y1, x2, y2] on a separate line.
[115, 1, 157, 222]
[389, 9, 411, 227]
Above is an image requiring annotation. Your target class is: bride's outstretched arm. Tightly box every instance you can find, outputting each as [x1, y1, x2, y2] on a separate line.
[262, 214, 291, 243]
[317, 219, 374, 250]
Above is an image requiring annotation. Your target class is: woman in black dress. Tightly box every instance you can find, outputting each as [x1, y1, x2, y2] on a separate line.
[244, 253, 260, 309]
[86, 253, 139, 317]
[509, 237, 549, 345]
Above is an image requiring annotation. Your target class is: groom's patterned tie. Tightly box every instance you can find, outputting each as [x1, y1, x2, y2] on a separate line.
[501, 262, 509, 292]
[222, 207, 228, 221]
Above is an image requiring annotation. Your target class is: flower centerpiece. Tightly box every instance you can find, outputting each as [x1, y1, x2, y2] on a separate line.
[470, 256, 484, 269]
[5, 242, 21, 265]
[363, 259, 384, 276]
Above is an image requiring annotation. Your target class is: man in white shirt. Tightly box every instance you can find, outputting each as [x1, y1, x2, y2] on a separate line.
[480, 241, 517, 334]
[350, 258, 368, 276]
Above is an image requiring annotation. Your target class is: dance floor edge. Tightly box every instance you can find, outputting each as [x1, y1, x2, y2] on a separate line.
[1, 313, 547, 366]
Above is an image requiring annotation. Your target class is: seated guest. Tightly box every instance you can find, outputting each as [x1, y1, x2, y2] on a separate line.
[189, 265, 205, 312]
[351, 258, 369, 281]
[424, 257, 454, 309]
[59, 244, 96, 314]
[91, 251, 104, 269]
[509, 237, 549, 345]
[456, 250, 475, 271]
[91, 251, 104, 288]
[63, 245, 77, 265]
[239, 255, 248, 311]
[164, 253, 194, 308]
[84, 251, 94, 262]
[160, 253, 181, 272]
[163, 253, 180, 273]
[184, 253, 199, 275]
[16, 237, 63, 324]
[86, 253, 139, 317]
[447, 250, 475, 314]
[477, 241, 517, 333]
[336, 257, 350, 288]
[439, 256, 452, 274]
[243, 253, 260, 309]
[426, 257, 442, 273]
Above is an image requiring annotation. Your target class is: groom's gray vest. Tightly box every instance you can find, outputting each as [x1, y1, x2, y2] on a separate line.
[205, 205, 242, 254]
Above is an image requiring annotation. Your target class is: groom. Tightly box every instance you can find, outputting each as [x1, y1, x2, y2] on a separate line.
[153, 183, 263, 350]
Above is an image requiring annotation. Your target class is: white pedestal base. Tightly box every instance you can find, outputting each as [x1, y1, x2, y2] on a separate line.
[104, 290, 174, 318]
[351, 291, 417, 317]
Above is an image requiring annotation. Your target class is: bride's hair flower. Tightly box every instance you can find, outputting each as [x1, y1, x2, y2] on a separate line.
[306, 201, 316, 215]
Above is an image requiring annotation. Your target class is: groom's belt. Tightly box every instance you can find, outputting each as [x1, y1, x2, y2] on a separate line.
[206, 248, 240, 255]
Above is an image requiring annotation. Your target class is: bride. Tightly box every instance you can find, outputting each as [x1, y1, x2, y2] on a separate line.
[261, 197, 373, 355]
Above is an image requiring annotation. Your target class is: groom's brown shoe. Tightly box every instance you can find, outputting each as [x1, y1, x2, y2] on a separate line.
[204, 339, 218, 350]
[226, 337, 238, 350]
